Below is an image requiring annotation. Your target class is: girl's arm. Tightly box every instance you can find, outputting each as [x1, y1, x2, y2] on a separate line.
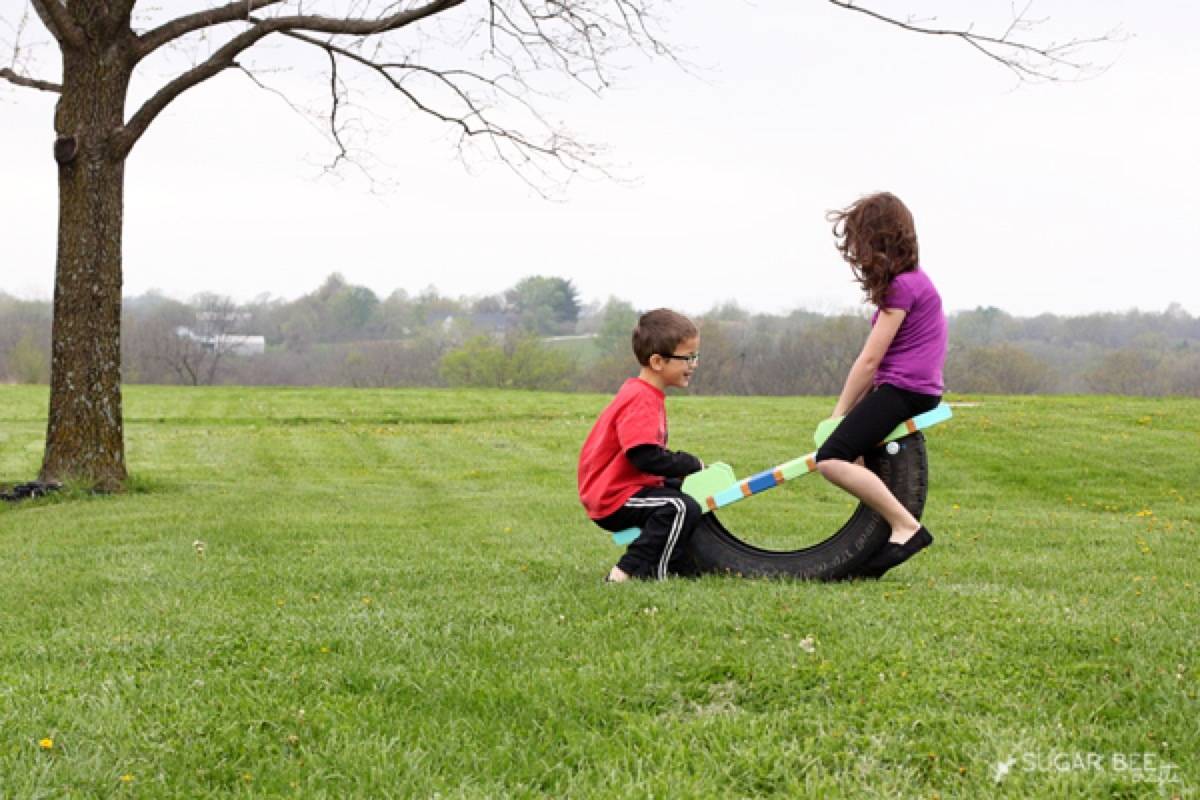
[832, 309, 907, 416]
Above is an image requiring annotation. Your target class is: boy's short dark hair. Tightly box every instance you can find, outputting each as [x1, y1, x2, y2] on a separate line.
[632, 308, 698, 366]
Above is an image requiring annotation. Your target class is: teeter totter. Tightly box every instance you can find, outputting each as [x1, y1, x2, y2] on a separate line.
[610, 403, 952, 581]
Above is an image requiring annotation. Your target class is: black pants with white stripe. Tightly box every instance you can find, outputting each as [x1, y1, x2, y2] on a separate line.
[594, 485, 703, 580]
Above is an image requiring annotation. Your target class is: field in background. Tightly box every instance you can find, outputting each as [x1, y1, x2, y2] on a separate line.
[1, 387, 1197, 797]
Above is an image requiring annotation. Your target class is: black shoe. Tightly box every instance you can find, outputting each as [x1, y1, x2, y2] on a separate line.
[857, 526, 933, 579]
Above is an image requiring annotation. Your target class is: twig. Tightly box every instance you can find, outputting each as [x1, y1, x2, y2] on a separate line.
[827, 0, 1122, 82]
[0, 65, 60, 92]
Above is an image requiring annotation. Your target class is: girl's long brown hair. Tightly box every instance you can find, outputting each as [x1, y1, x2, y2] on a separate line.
[827, 192, 919, 308]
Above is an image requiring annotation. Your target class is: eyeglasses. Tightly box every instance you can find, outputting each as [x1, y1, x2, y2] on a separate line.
[657, 352, 699, 366]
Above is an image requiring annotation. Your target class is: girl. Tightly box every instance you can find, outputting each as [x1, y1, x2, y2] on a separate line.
[815, 192, 947, 578]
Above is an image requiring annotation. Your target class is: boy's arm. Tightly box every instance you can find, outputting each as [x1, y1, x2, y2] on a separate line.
[626, 444, 703, 478]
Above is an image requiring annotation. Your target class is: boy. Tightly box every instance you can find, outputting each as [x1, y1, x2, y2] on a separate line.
[578, 309, 705, 582]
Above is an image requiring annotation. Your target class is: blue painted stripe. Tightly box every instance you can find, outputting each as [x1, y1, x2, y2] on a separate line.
[712, 485, 744, 509]
[912, 403, 952, 430]
[745, 470, 778, 495]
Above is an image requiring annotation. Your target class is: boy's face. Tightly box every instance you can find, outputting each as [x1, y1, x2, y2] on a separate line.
[654, 335, 700, 389]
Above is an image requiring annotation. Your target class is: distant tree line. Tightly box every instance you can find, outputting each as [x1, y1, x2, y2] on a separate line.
[2, 276, 1197, 396]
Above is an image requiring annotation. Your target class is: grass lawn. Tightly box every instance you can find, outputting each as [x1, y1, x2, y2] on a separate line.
[1, 386, 1197, 798]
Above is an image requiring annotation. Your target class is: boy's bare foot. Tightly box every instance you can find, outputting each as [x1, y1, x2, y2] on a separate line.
[605, 566, 631, 583]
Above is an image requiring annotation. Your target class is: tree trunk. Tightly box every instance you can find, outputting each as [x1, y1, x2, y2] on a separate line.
[39, 43, 133, 492]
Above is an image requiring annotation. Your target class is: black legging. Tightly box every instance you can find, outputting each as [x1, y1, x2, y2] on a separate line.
[816, 383, 940, 464]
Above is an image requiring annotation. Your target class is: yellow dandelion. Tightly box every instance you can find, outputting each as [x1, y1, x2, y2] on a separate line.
[38, 737, 53, 750]
[120, 774, 135, 783]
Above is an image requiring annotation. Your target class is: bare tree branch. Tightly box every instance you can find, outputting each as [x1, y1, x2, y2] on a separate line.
[0, 65, 60, 92]
[115, 31, 261, 158]
[29, 0, 83, 49]
[827, 0, 1122, 82]
[323, 47, 350, 171]
[274, 25, 597, 197]
[116, 0, 468, 158]
[134, 0, 286, 63]
[3, 4, 60, 91]
[259, 0, 469, 39]
[233, 61, 393, 189]
[234, 62, 342, 148]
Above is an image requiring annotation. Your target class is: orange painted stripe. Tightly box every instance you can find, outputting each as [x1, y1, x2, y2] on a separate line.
[706, 496, 717, 511]
[905, 419, 917, 433]
[740, 482, 752, 498]
[773, 469, 785, 482]
[805, 456, 817, 472]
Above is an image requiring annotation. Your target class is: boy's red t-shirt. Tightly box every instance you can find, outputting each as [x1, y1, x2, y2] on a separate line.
[578, 378, 667, 519]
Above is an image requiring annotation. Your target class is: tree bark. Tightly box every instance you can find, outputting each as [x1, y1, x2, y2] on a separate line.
[39, 39, 133, 492]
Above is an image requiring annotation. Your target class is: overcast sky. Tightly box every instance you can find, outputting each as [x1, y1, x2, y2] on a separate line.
[2, 1, 1198, 317]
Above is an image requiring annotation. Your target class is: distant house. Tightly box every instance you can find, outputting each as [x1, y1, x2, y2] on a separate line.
[175, 327, 266, 356]
[541, 333, 597, 343]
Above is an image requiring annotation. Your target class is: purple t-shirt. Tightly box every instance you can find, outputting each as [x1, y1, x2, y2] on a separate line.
[871, 268, 947, 396]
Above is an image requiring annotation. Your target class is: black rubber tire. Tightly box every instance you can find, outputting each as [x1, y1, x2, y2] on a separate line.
[685, 432, 929, 581]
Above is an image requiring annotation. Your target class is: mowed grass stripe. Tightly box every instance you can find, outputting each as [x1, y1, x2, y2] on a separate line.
[1, 387, 1197, 797]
